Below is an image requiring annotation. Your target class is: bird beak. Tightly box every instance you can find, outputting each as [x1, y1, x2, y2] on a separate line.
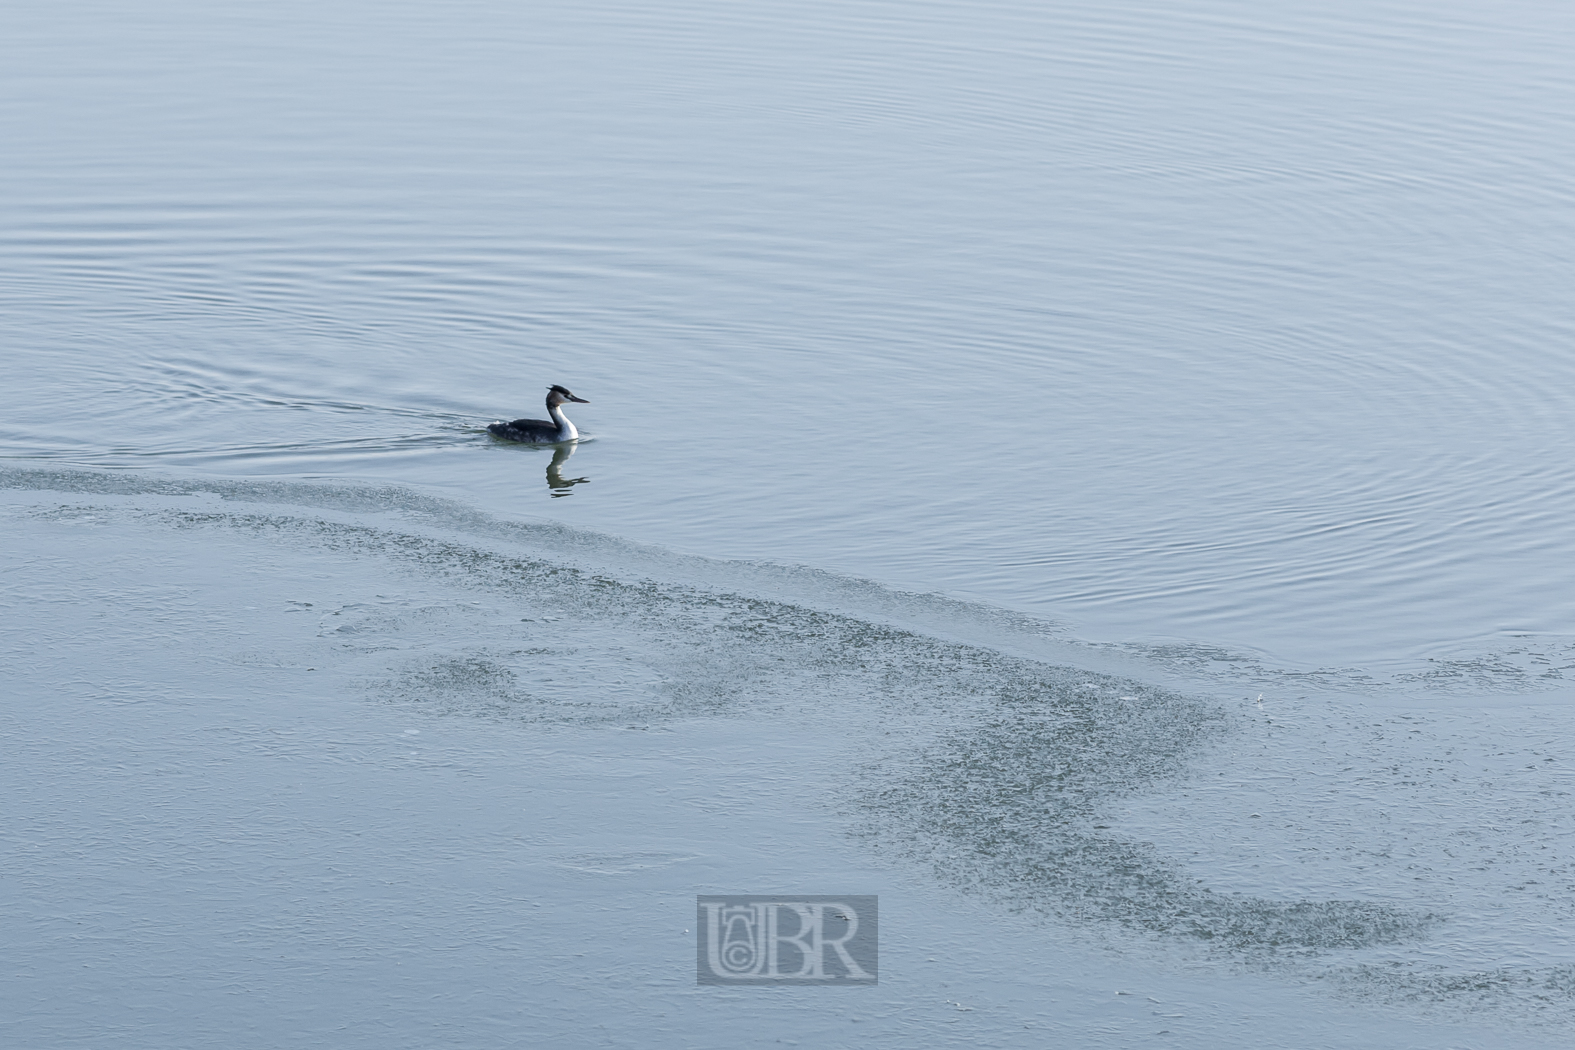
[569, 395, 589, 403]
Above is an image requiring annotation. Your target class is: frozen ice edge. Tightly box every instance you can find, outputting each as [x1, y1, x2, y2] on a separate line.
[5, 465, 1575, 1043]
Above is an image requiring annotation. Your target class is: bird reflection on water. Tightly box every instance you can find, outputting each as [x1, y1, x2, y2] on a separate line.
[546, 443, 589, 497]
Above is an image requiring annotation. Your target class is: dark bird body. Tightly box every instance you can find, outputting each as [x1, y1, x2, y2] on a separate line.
[488, 385, 589, 443]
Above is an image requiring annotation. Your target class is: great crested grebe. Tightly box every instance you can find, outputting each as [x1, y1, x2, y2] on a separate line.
[487, 385, 589, 443]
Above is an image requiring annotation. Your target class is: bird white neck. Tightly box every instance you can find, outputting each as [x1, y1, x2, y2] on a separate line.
[548, 402, 578, 441]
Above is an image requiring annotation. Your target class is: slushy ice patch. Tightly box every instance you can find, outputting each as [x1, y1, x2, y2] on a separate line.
[0, 469, 1544, 989]
[861, 704, 1435, 951]
[148, 501, 1431, 954]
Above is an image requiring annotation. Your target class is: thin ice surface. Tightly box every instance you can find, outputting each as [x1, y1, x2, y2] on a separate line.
[5, 469, 1575, 1047]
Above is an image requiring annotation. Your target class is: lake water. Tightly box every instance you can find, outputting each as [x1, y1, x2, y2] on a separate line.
[4, 1, 1575, 1046]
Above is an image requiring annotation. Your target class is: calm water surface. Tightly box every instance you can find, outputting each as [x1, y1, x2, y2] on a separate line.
[5, 1, 1575, 1045]
[5, 0, 1572, 671]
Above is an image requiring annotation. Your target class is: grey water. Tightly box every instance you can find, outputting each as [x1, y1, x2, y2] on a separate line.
[4, 1, 1575, 1046]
